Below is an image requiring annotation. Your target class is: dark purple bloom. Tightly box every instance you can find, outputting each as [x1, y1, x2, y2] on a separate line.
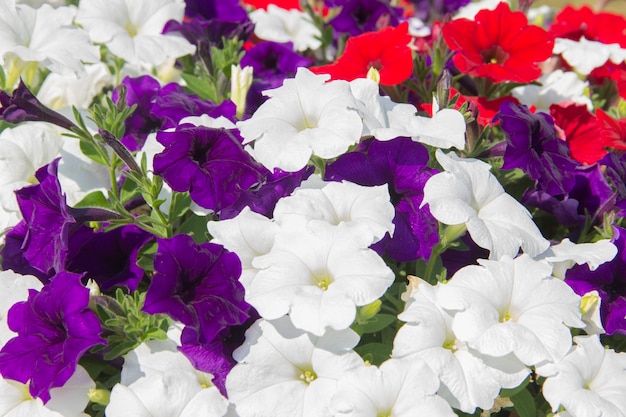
[326, 0, 403, 36]
[112, 75, 162, 151]
[0, 80, 77, 131]
[1, 221, 53, 282]
[179, 311, 258, 396]
[143, 234, 250, 343]
[220, 166, 314, 220]
[495, 101, 578, 196]
[409, 0, 471, 22]
[65, 225, 154, 291]
[151, 83, 237, 130]
[601, 152, 626, 218]
[523, 164, 615, 228]
[153, 126, 267, 212]
[0, 271, 104, 402]
[325, 137, 439, 262]
[565, 226, 626, 335]
[14, 159, 77, 276]
[241, 41, 312, 114]
[183, 0, 248, 21]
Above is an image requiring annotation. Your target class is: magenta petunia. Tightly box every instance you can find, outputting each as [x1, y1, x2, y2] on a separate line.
[0, 271, 104, 402]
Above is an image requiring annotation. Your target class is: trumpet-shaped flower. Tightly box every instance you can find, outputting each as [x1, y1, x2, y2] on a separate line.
[540, 335, 626, 417]
[273, 181, 395, 247]
[75, 0, 195, 67]
[0, 270, 43, 348]
[237, 68, 363, 172]
[422, 150, 549, 259]
[248, 225, 394, 335]
[0, 271, 104, 403]
[330, 357, 455, 417]
[392, 277, 529, 413]
[512, 70, 592, 112]
[0, 2, 99, 86]
[438, 255, 585, 366]
[226, 317, 363, 417]
[249, 5, 321, 52]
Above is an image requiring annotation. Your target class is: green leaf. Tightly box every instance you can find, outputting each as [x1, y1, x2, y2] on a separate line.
[80, 139, 108, 166]
[354, 343, 391, 366]
[181, 73, 216, 101]
[511, 387, 536, 417]
[352, 314, 396, 335]
[73, 190, 113, 210]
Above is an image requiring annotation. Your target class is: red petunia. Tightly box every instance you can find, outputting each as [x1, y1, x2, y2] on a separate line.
[550, 103, 605, 165]
[590, 61, 626, 101]
[548, 5, 626, 48]
[597, 109, 626, 151]
[241, 0, 301, 10]
[309, 22, 413, 86]
[442, 2, 554, 83]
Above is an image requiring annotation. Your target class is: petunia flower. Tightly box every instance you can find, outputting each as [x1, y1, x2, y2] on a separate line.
[0, 270, 43, 348]
[550, 102, 605, 165]
[142, 234, 250, 343]
[548, 5, 626, 47]
[422, 150, 549, 259]
[237, 68, 363, 172]
[0, 271, 104, 403]
[249, 5, 321, 52]
[310, 22, 413, 86]
[512, 70, 592, 112]
[330, 357, 455, 417]
[248, 225, 394, 335]
[539, 335, 626, 417]
[495, 101, 578, 196]
[0, 2, 99, 87]
[553, 37, 626, 76]
[442, 2, 554, 83]
[326, 0, 403, 36]
[75, 0, 196, 67]
[438, 255, 584, 366]
[393, 277, 529, 413]
[153, 126, 267, 213]
[226, 317, 363, 417]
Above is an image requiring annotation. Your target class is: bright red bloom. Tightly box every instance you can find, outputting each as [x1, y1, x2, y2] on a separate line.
[241, 0, 301, 10]
[590, 61, 626, 101]
[442, 2, 554, 83]
[309, 22, 413, 86]
[597, 109, 626, 151]
[550, 103, 605, 165]
[548, 5, 626, 48]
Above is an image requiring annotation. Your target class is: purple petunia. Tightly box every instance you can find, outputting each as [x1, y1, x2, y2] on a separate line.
[325, 137, 439, 262]
[325, 0, 403, 36]
[565, 226, 626, 335]
[142, 234, 250, 343]
[153, 126, 266, 212]
[0, 271, 104, 402]
[496, 101, 578, 196]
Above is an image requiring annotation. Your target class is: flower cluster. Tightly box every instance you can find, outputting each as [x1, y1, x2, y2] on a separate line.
[0, 0, 625, 416]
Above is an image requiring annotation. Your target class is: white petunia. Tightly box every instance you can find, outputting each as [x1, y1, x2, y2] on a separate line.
[226, 317, 363, 417]
[75, 0, 195, 68]
[438, 255, 585, 366]
[36, 62, 112, 110]
[422, 150, 549, 259]
[553, 37, 626, 75]
[453, 0, 508, 20]
[535, 238, 618, 279]
[207, 206, 280, 287]
[0, 2, 99, 86]
[273, 181, 395, 247]
[237, 68, 363, 172]
[248, 225, 394, 335]
[349, 79, 466, 149]
[0, 366, 94, 417]
[249, 5, 321, 52]
[540, 335, 626, 417]
[330, 357, 455, 417]
[512, 70, 592, 112]
[392, 277, 528, 413]
[106, 337, 228, 417]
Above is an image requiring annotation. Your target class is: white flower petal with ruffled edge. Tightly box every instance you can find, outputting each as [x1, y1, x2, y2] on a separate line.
[540, 335, 626, 417]
[535, 238, 618, 279]
[274, 181, 395, 247]
[237, 68, 362, 172]
[226, 317, 362, 417]
[249, 5, 321, 52]
[249, 225, 394, 335]
[438, 255, 584, 366]
[512, 70, 592, 112]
